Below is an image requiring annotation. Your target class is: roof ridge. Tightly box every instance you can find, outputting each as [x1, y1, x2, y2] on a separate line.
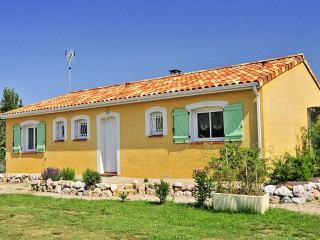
[67, 53, 305, 94]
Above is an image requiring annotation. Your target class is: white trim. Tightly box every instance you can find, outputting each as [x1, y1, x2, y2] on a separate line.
[53, 117, 67, 141]
[20, 120, 39, 152]
[186, 101, 228, 142]
[145, 106, 167, 136]
[1, 83, 259, 119]
[71, 115, 90, 140]
[253, 86, 262, 150]
[96, 111, 120, 174]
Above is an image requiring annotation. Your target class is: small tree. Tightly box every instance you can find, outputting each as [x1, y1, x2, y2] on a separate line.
[154, 180, 170, 204]
[0, 87, 23, 172]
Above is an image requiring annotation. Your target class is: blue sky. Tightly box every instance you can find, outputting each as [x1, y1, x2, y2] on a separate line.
[1, 0, 320, 105]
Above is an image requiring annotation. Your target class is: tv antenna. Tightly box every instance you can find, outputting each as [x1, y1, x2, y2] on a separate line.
[65, 49, 75, 92]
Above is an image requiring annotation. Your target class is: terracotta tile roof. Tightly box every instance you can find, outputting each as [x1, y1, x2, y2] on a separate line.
[2, 53, 313, 117]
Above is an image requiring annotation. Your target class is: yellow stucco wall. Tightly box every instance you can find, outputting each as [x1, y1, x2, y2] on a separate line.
[5, 89, 258, 178]
[260, 63, 320, 158]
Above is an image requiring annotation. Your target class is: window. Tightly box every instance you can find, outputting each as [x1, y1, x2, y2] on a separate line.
[71, 115, 90, 140]
[75, 119, 87, 139]
[151, 112, 163, 135]
[27, 126, 37, 151]
[145, 107, 167, 136]
[173, 101, 243, 143]
[53, 117, 67, 141]
[13, 120, 46, 153]
[197, 111, 224, 140]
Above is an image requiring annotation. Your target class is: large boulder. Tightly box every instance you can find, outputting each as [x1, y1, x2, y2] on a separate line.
[269, 196, 281, 204]
[173, 181, 183, 188]
[72, 181, 85, 189]
[110, 184, 117, 192]
[264, 185, 276, 196]
[274, 186, 293, 197]
[281, 196, 293, 203]
[54, 185, 62, 193]
[99, 182, 110, 191]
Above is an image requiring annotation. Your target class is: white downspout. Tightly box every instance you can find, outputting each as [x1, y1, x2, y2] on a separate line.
[253, 86, 262, 150]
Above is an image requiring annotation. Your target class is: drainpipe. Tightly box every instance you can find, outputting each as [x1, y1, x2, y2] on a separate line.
[253, 86, 262, 151]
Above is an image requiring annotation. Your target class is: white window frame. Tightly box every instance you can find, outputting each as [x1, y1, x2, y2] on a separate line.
[186, 101, 228, 142]
[20, 120, 39, 152]
[145, 106, 167, 136]
[53, 117, 67, 141]
[71, 115, 90, 140]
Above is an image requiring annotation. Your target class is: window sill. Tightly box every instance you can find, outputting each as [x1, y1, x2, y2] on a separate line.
[21, 151, 38, 154]
[73, 139, 87, 141]
[54, 140, 65, 142]
[190, 141, 225, 145]
[148, 135, 164, 138]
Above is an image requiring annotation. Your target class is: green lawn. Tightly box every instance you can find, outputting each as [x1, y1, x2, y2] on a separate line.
[0, 194, 319, 239]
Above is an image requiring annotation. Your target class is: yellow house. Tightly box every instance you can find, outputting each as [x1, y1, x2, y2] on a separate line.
[1, 53, 320, 178]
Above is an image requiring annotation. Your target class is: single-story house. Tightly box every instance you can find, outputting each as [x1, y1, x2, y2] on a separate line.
[1, 53, 320, 178]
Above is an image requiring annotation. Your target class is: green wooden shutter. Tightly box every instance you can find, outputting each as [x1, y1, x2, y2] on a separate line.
[173, 109, 189, 143]
[37, 122, 46, 153]
[223, 103, 243, 142]
[13, 125, 21, 153]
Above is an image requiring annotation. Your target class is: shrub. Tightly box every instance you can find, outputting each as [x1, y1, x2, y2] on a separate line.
[290, 156, 313, 181]
[82, 168, 101, 186]
[154, 180, 170, 204]
[61, 167, 76, 181]
[118, 192, 129, 202]
[209, 144, 268, 195]
[143, 178, 149, 183]
[270, 154, 293, 184]
[192, 168, 214, 208]
[41, 167, 61, 181]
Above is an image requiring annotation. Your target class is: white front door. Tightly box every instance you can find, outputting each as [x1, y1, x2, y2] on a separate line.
[104, 116, 117, 172]
[96, 111, 120, 174]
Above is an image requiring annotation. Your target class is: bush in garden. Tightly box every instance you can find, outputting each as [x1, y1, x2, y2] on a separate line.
[154, 180, 170, 204]
[82, 168, 101, 186]
[41, 167, 61, 181]
[269, 154, 293, 184]
[209, 144, 268, 195]
[192, 167, 214, 208]
[61, 167, 76, 181]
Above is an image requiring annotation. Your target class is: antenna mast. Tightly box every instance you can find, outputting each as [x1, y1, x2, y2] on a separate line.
[65, 49, 75, 92]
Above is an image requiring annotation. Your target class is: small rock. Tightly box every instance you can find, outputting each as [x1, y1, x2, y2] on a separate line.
[313, 189, 320, 200]
[69, 188, 77, 195]
[83, 190, 90, 196]
[264, 185, 276, 196]
[173, 181, 183, 188]
[124, 183, 134, 190]
[72, 181, 85, 189]
[77, 192, 83, 196]
[32, 175, 38, 180]
[47, 186, 53, 192]
[269, 196, 280, 204]
[89, 185, 96, 190]
[293, 185, 305, 198]
[314, 183, 320, 190]
[303, 183, 314, 192]
[41, 186, 47, 192]
[274, 186, 293, 197]
[55, 185, 62, 193]
[102, 190, 113, 197]
[281, 196, 292, 203]
[62, 188, 70, 194]
[184, 191, 192, 196]
[46, 178, 54, 187]
[23, 178, 30, 183]
[132, 179, 139, 185]
[9, 178, 16, 183]
[291, 197, 306, 204]
[63, 181, 73, 188]
[110, 184, 117, 192]
[99, 182, 110, 191]
[174, 190, 184, 196]
[146, 188, 155, 195]
[148, 183, 155, 189]
[138, 184, 146, 195]
[182, 184, 194, 192]
[0, 174, 3, 179]
[286, 185, 293, 190]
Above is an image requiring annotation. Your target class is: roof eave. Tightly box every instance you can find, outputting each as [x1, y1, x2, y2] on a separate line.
[0, 82, 260, 119]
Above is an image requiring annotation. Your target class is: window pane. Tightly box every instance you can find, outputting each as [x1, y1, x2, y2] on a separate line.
[28, 128, 34, 149]
[197, 113, 210, 138]
[80, 122, 87, 137]
[56, 121, 64, 140]
[211, 111, 224, 138]
[151, 112, 163, 135]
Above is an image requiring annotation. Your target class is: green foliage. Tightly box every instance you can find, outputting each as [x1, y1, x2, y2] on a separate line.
[154, 179, 170, 204]
[0, 87, 23, 171]
[270, 152, 314, 183]
[209, 144, 268, 195]
[118, 192, 129, 202]
[82, 168, 101, 186]
[192, 168, 214, 208]
[41, 167, 61, 181]
[143, 178, 149, 183]
[61, 167, 76, 181]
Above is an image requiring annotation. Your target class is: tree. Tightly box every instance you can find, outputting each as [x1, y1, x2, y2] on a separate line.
[0, 87, 23, 172]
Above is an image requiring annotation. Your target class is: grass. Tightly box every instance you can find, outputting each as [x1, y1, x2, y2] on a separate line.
[0, 194, 319, 239]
